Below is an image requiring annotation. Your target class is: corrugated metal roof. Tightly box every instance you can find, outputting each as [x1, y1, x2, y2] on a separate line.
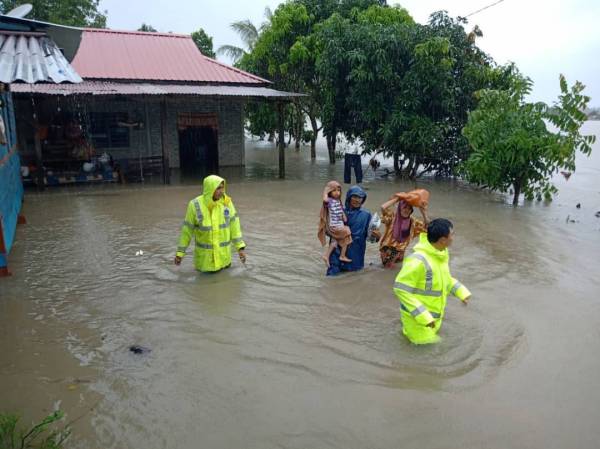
[9, 81, 305, 98]
[0, 32, 82, 83]
[71, 29, 269, 84]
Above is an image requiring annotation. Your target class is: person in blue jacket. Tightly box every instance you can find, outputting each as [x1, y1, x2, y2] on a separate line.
[327, 185, 379, 276]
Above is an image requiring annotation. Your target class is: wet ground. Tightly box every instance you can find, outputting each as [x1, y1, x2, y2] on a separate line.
[1, 122, 600, 449]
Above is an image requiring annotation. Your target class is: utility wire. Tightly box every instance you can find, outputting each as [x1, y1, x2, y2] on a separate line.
[464, 0, 506, 18]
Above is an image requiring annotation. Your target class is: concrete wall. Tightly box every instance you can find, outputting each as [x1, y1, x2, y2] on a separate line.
[164, 97, 245, 168]
[14, 95, 246, 169]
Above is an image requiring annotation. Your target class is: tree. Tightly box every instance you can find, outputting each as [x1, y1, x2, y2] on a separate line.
[316, 9, 505, 174]
[462, 72, 595, 205]
[191, 28, 216, 58]
[138, 23, 157, 32]
[242, 3, 315, 152]
[217, 7, 272, 63]
[240, 0, 386, 160]
[316, 5, 416, 164]
[0, 0, 106, 27]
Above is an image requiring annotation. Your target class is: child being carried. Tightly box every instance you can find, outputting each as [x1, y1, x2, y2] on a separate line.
[318, 181, 353, 267]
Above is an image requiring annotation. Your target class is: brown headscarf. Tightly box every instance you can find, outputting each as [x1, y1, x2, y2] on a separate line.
[318, 181, 343, 246]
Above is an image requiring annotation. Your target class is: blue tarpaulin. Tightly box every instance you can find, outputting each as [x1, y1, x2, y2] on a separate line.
[0, 90, 22, 269]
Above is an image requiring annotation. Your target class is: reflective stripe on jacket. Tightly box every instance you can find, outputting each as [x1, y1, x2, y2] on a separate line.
[176, 175, 245, 272]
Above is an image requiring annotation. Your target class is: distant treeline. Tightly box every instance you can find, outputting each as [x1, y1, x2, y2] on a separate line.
[586, 108, 600, 120]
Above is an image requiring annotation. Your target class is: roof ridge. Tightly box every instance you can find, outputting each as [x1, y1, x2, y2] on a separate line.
[83, 27, 189, 38]
[199, 53, 270, 84]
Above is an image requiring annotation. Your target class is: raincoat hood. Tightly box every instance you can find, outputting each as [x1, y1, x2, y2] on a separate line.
[413, 232, 448, 263]
[345, 185, 367, 210]
[202, 175, 230, 208]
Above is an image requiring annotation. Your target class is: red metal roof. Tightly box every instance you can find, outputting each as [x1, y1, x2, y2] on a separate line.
[71, 28, 269, 84]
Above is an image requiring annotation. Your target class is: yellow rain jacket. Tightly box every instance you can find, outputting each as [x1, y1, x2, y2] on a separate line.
[393, 233, 471, 344]
[176, 175, 245, 272]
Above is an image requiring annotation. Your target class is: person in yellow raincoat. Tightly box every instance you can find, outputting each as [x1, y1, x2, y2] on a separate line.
[393, 218, 471, 344]
[174, 175, 246, 272]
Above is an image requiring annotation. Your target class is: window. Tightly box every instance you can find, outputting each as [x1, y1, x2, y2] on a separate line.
[89, 112, 130, 148]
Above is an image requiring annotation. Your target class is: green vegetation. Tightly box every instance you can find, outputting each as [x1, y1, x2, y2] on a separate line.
[138, 23, 157, 32]
[316, 8, 505, 171]
[462, 71, 595, 205]
[234, 2, 512, 169]
[238, 1, 389, 158]
[0, 411, 70, 449]
[191, 28, 216, 58]
[229, 1, 593, 204]
[0, 0, 106, 28]
[586, 108, 600, 120]
[216, 7, 273, 63]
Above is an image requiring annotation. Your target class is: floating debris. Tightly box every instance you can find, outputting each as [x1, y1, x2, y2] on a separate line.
[560, 170, 572, 180]
[135, 250, 144, 256]
[595, 211, 600, 218]
[576, 203, 581, 209]
[129, 345, 151, 355]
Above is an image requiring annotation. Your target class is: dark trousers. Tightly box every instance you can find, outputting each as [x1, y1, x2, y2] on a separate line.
[344, 153, 363, 184]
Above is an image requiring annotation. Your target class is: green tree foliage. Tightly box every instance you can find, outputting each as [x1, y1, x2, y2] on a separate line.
[462, 71, 595, 205]
[191, 28, 216, 58]
[317, 9, 504, 173]
[217, 7, 272, 63]
[0, 0, 106, 27]
[316, 5, 415, 164]
[239, 0, 385, 159]
[241, 3, 313, 152]
[138, 23, 157, 32]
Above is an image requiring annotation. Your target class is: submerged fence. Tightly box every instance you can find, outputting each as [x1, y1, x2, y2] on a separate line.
[0, 90, 23, 275]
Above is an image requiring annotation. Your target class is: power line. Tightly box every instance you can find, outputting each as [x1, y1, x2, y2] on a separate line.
[464, 0, 506, 18]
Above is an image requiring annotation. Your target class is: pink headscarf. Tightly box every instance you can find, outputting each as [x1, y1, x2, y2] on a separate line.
[392, 200, 412, 243]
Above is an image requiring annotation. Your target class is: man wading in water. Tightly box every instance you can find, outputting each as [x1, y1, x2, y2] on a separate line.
[174, 175, 246, 272]
[393, 218, 471, 344]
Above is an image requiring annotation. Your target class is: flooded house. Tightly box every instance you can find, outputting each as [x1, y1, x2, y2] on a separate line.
[1, 10, 83, 275]
[11, 27, 300, 186]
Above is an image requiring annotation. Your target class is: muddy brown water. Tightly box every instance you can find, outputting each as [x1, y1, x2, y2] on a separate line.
[1, 122, 600, 449]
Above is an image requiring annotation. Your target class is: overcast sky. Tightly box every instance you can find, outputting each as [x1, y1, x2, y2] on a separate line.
[98, 0, 600, 106]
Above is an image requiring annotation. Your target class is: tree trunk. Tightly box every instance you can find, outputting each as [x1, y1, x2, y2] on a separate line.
[294, 106, 303, 150]
[309, 115, 318, 159]
[403, 157, 414, 179]
[326, 133, 336, 164]
[393, 153, 401, 174]
[409, 156, 420, 179]
[512, 181, 521, 206]
[277, 102, 285, 179]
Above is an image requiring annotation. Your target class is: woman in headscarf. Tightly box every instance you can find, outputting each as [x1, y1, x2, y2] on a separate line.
[327, 185, 379, 276]
[379, 193, 429, 268]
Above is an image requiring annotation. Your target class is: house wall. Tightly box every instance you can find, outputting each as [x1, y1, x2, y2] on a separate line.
[164, 97, 245, 168]
[14, 95, 246, 170]
[0, 89, 23, 270]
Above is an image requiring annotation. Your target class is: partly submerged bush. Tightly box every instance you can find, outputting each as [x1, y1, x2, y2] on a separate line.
[0, 410, 70, 449]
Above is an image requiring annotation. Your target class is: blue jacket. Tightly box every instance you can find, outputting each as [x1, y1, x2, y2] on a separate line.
[327, 185, 372, 276]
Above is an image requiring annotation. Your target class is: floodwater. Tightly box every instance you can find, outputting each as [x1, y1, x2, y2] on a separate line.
[1, 122, 600, 449]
